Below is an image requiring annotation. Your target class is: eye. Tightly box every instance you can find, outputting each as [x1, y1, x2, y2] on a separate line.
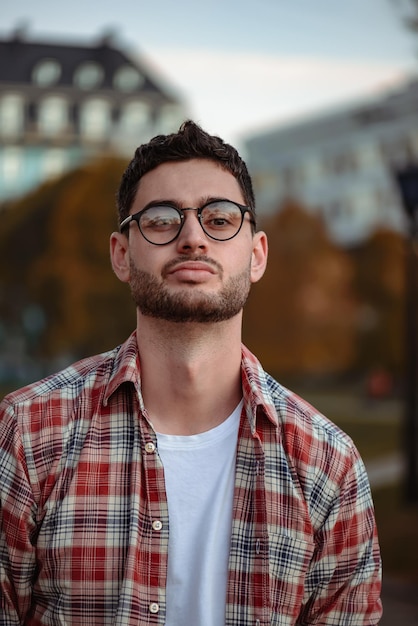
[206, 213, 231, 226]
[215, 215, 233, 227]
[201, 202, 241, 229]
[141, 206, 181, 230]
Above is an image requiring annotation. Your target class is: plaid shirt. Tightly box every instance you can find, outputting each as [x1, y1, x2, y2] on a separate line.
[0, 332, 382, 625]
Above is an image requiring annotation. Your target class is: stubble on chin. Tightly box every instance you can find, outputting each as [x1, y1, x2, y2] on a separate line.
[129, 259, 251, 324]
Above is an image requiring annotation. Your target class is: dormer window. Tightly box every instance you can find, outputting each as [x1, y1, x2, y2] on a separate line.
[74, 62, 104, 90]
[113, 65, 144, 92]
[32, 59, 61, 86]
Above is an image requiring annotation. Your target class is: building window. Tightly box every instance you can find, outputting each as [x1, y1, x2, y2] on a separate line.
[303, 156, 322, 183]
[358, 143, 380, 168]
[42, 148, 67, 179]
[322, 151, 357, 176]
[74, 62, 104, 90]
[350, 189, 377, 225]
[32, 59, 61, 86]
[332, 151, 357, 174]
[120, 101, 150, 135]
[157, 104, 184, 134]
[114, 65, 144, 92]
[327, 199, 350, 220]
[2, 147, 22, 183]
[80, 98, 110, 139]
[410, 131, 418, 159]
[0, 95, 24, 137]
[38, 97, 68, 135]
[281, 166, 296, 193]
[380, 136, 412, 168]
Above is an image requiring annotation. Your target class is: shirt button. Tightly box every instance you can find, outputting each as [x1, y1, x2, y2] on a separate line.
[149, 602, 159, 614]
[145, 442, 156, 453]
[152, 520, 163, 531]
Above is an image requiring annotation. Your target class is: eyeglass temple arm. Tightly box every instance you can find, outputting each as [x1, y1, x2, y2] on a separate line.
[119, 215, 133, 232]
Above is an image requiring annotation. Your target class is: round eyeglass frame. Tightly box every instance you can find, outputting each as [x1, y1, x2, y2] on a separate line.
[119, 199, 256, 245]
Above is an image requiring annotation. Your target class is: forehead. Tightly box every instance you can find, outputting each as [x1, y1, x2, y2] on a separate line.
[133, 158, 245, 207]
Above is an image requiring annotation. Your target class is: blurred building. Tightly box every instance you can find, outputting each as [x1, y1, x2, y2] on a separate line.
[244, 78, 418, 246]
[0, 26, 188, 202]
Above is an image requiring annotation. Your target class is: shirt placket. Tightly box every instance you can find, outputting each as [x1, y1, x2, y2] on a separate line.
[251, 432, 270, 626]
[139, 416, 169, 624]
[226, 411, 270, 626]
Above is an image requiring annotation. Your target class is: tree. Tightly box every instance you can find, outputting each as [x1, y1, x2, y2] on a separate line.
[0, 156, 135, 365]
[349, 228, 406, 376]
[244, 201, 356, 378]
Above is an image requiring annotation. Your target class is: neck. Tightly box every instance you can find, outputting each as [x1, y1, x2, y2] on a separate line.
[136, 312, 243, 435]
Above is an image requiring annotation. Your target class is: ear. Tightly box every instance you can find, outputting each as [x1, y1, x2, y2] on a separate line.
[250, 230, 268, 284]
[110, 232, 131, 283]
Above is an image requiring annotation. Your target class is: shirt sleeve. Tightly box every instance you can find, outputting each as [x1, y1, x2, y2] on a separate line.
[0, 398, 37, 624]
[298, 450, 382, 625]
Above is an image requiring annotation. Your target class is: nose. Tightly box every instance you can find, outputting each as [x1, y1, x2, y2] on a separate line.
[175, 209, 208, 252]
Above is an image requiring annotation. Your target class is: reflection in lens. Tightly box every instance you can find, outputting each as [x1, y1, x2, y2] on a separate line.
[201, 202, 242, 239]
[140, 206, 181, 244]
[136, 201, 246, 244]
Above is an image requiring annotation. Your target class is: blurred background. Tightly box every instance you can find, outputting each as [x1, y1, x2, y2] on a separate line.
[1, 0, 418, 621]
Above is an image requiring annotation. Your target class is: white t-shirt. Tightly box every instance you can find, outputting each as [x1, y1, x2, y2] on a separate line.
[156, 401, 242, 626]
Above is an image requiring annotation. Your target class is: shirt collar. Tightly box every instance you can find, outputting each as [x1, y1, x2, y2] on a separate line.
[103, 333, 279, 432]
[240, 344, 279, 434]
[103, 331, 143, 408]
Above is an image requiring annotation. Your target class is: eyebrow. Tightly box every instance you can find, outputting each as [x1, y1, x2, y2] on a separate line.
[140, 196, 234, 211]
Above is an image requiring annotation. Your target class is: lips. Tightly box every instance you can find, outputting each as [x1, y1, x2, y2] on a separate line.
[168, 261, 217, 275]
[162, 256, 222, 279]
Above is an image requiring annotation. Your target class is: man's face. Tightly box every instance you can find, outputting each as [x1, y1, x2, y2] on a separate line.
[111, 158, 267, 324]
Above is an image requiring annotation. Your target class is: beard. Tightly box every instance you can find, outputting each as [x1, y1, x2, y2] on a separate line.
[129, 257, 251, 323]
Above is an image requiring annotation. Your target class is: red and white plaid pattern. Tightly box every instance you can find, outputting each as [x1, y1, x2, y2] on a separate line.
[0, 333, 382, 624]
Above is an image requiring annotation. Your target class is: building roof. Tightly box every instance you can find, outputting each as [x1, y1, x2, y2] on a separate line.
[245, 77, 418, 155]
[0, 27, 178, 101]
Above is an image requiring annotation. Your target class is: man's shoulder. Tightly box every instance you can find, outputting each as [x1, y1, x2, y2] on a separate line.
[1, 345, 120, 411]
[241, 345, 354, 455]
[263, 371, 357, 459]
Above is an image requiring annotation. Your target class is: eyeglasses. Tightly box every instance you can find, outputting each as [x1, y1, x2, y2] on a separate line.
[119, 199, 256, 245]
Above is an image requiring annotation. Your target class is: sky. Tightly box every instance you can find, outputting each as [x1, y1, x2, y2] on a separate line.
[2, 0, 418, 147]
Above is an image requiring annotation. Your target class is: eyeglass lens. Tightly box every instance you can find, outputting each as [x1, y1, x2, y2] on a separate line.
[139, 200, 245, 244]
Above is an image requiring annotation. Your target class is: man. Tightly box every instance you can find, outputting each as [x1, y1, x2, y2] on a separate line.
[0, 121, 382, 625]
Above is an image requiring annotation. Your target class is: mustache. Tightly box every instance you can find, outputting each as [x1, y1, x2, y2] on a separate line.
[161, 255, 223, 278]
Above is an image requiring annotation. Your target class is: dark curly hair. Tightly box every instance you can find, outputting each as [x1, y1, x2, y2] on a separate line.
[117, 120, 256, 224]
